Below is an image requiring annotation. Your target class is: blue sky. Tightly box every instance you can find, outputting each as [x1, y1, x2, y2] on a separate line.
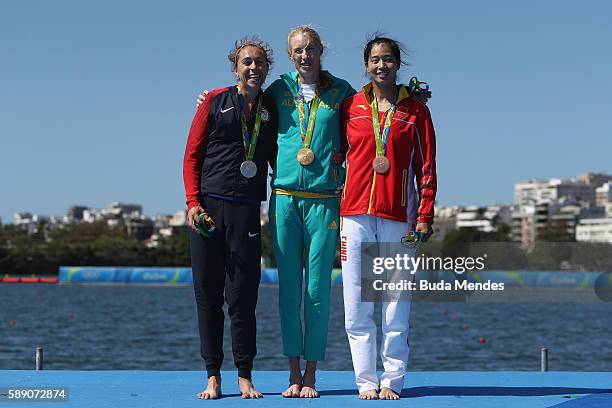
[1, 1, 611, 222]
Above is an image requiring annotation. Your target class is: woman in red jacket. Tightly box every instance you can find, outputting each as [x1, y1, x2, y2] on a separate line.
[339, 36, 437, 400]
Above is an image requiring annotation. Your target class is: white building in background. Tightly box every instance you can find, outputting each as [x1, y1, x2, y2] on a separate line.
[576, 172, 612, 188]
[514, 178, 596, 206]
[82, 209, 98, 223]
[512, 174, 612, 245]
[100, 201, 142, 218]
[436, 205, 461, 220]
[596, 182, 612, 207]
[14, 212, 36, 235]
[430, 205, 511, 240]
[431, 205, 460, 241]
[64, 205, 90, 222]
[511, 205, 536, 246]
[576, 218, 612, 243]
[169, 210, 187, 227]
[514, 180, 550, 206]
[14, 212, 33, 225]
[456, 205, 511, 233]
[12, 213, 61, 235]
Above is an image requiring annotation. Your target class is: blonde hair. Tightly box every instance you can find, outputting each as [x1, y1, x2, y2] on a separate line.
[286, 25, 325, 56]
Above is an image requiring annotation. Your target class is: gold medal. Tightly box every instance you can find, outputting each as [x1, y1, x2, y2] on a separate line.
[296, 80, 319, 168]
[297, 148, 315, 166]
[372, 157, 390, 174]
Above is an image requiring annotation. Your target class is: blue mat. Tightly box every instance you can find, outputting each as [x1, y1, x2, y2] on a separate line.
[2, 370, 611, 407]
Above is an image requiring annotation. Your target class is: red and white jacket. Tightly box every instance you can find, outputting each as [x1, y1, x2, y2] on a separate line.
[340, 83, 437, 224]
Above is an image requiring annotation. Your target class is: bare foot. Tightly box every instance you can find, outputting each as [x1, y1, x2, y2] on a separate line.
[282, 383, 301, 398]
[196, 375, 221, 399]
[300, 370, 318, 398]
[359, 389, 379, 400]
[282, 373, 302, 398]
[283, 357, 303, 398]
[238, 377, 262, 399]
[300, 385, 318, 398]
[379, 387, 400, 400]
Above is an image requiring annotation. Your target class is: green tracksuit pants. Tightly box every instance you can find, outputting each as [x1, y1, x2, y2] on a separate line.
[269, 193, 340, 361]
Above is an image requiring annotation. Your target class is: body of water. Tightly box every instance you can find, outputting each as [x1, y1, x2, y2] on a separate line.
[1, 284, 611, 372]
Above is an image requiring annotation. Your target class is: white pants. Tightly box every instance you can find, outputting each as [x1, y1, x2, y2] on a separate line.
[341, 214, 414, 393]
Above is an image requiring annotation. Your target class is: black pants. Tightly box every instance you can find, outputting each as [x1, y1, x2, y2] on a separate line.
[190, 196, 262, 379]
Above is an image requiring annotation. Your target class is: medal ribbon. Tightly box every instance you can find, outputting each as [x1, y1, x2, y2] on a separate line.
[237, 86, 263, 161]
[370, 88, 398, 157]
[295, 81, 321, 148]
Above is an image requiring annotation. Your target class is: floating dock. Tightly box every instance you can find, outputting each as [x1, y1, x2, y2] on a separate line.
[3, 370, 611, 407]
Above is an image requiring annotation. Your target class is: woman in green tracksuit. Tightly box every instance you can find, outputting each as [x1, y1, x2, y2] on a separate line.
[266, 26, 355, 398]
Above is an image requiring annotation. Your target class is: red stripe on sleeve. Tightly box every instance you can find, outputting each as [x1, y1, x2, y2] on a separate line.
[182, 88, 228, 210]
[412, 102, 437, 224]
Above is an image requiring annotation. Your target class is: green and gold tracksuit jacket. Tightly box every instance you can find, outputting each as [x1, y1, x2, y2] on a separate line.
[266, 70, 356, 195]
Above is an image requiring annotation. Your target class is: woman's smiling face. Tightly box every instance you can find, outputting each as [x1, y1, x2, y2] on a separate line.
[234, 45, 269, 92]
[288, 32, 322, 82]
[366, 42, 399, 86]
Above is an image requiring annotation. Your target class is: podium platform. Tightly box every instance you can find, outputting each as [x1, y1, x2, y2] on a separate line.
[2, 370, 612, 407]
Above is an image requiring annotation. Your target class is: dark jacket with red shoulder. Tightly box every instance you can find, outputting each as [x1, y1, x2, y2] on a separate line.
[183, 86, 278, 209]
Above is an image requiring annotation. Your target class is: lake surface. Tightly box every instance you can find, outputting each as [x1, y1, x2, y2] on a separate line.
[1, 284, 611, 372]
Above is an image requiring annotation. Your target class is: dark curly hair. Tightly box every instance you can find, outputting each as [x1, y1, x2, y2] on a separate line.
[228, 36, 274, 71]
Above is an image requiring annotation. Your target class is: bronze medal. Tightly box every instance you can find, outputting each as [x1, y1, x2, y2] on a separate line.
[372, 157, 390, 174]
[297, 148, 315, 166]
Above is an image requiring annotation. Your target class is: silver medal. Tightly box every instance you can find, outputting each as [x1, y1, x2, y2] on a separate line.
[240, 160, 257, 178]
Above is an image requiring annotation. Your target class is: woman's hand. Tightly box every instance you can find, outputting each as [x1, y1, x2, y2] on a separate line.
[187, 206, 205, 232]
[196, 90, 209, 108]
[415, 222, 433, 242]
[415, 222, 429, 234]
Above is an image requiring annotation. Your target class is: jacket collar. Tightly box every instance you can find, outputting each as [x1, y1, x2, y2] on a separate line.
[280, 70, 334, 95]
[361, 82, 410, 105]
